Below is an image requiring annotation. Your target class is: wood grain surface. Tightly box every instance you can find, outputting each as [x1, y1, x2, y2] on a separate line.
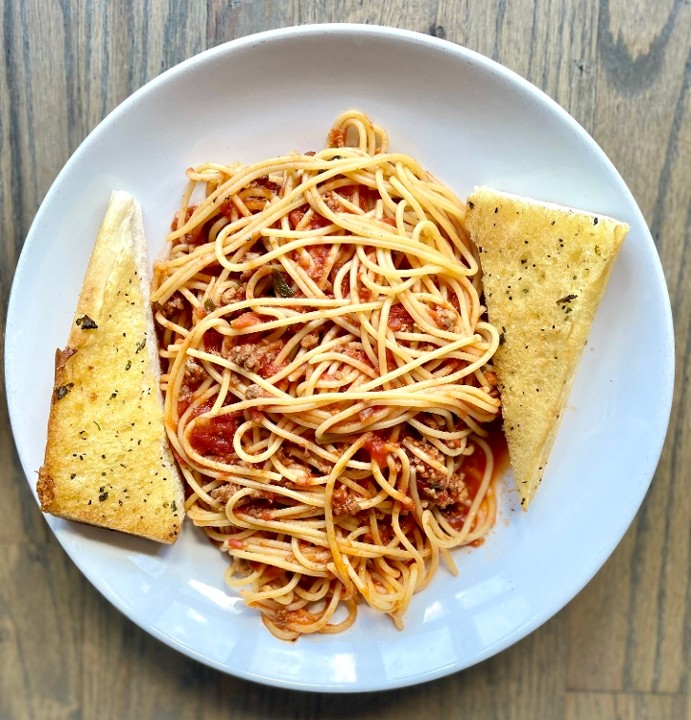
[1, 1, 689, 718]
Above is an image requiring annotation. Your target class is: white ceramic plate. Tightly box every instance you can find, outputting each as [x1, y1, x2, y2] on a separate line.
[5, 25, 674, 692]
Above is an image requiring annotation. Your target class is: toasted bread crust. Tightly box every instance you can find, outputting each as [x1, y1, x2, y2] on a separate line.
[465, 187, 628, 508]
[38, 191, 185, 543]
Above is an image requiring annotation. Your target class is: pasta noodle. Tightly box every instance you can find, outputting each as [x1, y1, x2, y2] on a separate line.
[152, 110, 502, 640]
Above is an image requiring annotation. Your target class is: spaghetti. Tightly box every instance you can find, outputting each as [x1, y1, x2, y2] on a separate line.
[152, 110, 502, 640]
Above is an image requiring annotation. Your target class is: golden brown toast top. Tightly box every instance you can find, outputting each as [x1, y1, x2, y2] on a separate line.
[465, 187, 628, 508]
[38, 191, 185, 543]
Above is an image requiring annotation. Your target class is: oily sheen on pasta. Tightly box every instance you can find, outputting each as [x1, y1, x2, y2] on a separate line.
[152, 111, 501, 640]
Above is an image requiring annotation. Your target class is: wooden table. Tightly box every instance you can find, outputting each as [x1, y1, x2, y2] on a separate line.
[1, 2, 689, 718]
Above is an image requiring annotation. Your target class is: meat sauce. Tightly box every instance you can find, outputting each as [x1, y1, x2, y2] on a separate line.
[443, 421, 508, 539]
[203, 328, 223, 354]
[387, 304, 414, 331]
[169, 176, 508, 547]
[362, 433, 392, 466]
[361, 421, 508, 542]
[189, 411, 241, 456]
[289, 207, 332, 230]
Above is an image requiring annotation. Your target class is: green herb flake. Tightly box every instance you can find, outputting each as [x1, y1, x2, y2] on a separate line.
[55, 383, 74, 400]
[76, 315, 98, 329]
[557, 294, 578, 305]
[272, 270, 294, 298]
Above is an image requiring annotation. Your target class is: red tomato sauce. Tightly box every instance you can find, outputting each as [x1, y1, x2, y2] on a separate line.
[444, 420, 508, 536]
[189, 412, 241, 457]
[387, 304, 414, 331]
[203, 329, 223, 353]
